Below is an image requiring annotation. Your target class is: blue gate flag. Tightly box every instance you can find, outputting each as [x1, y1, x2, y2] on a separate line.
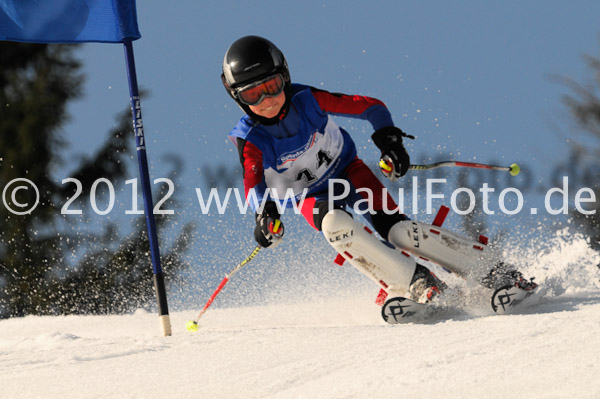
[0, 0, 141, 43]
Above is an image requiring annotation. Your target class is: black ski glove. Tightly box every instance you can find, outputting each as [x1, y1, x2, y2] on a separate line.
[371, 126, 412, 181]
[254, 201, 284, 248]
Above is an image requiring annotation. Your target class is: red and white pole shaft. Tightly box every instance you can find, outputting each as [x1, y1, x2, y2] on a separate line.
[409, 161, 521, 176]
[379, 159, 521, 176]
[187, 245, 262, 331]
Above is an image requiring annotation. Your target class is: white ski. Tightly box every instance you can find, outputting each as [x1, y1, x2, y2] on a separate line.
[381, 283, 540, 324]
[491, 284, 539, 314]
[381, 296, 433, 324]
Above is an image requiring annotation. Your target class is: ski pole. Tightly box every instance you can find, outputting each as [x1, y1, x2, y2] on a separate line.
[380, 159, 521, 176]
[186, 245, 262, 331]
[409, 161, 520, 176]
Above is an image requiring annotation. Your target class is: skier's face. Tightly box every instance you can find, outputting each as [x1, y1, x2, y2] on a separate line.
[248, 90, 286, 119]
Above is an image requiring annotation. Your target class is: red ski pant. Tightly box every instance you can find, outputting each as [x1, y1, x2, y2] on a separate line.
[299, 157, 406, 239]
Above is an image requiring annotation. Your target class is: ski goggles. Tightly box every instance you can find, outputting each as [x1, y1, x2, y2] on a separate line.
[235, 74, 285, 106]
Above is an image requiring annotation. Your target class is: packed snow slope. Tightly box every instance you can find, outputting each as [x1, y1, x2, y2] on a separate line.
[1, 231, 600, 399]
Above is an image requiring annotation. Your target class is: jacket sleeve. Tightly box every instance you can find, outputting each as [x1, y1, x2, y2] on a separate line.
[309, 87, 394, 131]
[236, 137, 268, 210]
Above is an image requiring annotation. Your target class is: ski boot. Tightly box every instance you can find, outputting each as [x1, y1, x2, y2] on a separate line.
[482, 262, 537, 291]
[485, 262, 539, 314]
[408, 264, 448, 304]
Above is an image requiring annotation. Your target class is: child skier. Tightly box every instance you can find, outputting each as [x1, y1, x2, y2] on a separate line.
[221, 35, 531, 306]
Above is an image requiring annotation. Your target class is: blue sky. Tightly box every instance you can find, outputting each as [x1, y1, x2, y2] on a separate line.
[63, 1, 600, 186]
[56, 1, 600, 290]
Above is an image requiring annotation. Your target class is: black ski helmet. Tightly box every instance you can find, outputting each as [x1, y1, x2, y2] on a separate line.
[221, 35, 292, 124]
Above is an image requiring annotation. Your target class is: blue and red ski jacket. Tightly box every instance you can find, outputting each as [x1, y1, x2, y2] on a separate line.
[228, 83, 395, 209]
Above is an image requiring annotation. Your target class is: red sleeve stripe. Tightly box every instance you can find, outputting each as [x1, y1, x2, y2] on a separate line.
[239, 140, 264, 199]
[311, 88, 386, 116]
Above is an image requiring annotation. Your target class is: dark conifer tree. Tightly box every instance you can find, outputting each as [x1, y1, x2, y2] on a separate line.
[0, 43, 191, 318]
